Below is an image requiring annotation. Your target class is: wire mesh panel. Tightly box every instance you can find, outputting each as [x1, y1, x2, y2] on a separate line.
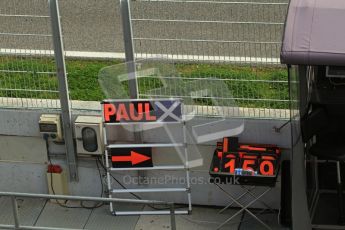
[130, 0, 290, 119]
[138, 63, 289, 118]
[0, 0, 290, 119]
[55, 0, 122, 111]
[0, 0, 60, 109]
[59, 0, 122, 54]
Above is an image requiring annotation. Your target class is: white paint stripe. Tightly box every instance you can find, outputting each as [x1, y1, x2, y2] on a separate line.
[0, 48, 54, 56]
[0, 48, 281, 64]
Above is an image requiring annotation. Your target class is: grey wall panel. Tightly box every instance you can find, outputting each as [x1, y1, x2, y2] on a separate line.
[0, 110, 291, 148]
[0, 110, 42, 137]
[0, 136, 47, 163]
[0, 162, 48, 194]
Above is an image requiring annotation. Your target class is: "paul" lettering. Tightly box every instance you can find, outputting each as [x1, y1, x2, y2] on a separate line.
[103, 102, 157, 122]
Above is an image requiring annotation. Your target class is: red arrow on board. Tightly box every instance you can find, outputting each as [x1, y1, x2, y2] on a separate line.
[112, 151, 151, 165]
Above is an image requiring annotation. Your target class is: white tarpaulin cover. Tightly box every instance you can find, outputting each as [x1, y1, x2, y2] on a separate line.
[281, 0, 345, 65]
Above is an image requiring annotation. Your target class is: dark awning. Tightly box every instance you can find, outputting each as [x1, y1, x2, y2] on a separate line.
[281, 0, 345, 66]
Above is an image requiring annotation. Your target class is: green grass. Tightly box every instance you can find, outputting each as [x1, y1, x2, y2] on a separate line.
[0, 57, 118, 100]
[176, 64, 289, 108]
[0, 57, 289, 109]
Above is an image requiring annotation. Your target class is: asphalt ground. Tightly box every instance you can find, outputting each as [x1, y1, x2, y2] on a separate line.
[0, 0, 288, 59]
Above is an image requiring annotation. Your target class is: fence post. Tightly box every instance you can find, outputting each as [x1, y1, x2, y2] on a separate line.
[120, 0, 138, 99]
[49, 0, 78, 181]
[120, 0, 144, 140]
[170, 203, 176, 230]
[11, 196, 20, 229]
[120, 0, 144, 183]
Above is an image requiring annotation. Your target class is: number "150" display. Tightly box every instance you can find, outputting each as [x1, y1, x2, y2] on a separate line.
[213, 151, 277, 176]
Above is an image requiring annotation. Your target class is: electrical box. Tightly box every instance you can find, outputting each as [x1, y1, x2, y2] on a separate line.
[39, 114, 63, 142]
[75, 116, 104, 155]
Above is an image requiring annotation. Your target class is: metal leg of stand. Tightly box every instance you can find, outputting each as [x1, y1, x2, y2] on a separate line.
[337, 161, 345, 225]
[183, 121, 192, 213]
[310, 190, 320, 223]
[240, 185, 275, 213]
[215, 184, 272, 230]
[219, 186, 255, 214]
[102, 105, 114, 215]
[310, 156, 320, 221]
[219, 185, 275, 216]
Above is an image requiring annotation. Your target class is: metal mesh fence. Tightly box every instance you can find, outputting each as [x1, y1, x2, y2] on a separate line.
[57, 0, 120, 111]
[131, 0, 288, 64]
[0, 0, 60, 109]
[131, 60, 289, 118]
[130, 0, 290, 119]
[0, 0, 290, 119]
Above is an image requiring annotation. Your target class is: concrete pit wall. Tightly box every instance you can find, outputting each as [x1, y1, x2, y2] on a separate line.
[0, 108, 291, 209]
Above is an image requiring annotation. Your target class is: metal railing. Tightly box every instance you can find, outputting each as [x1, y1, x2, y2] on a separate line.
[0, 191, 176, 230]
